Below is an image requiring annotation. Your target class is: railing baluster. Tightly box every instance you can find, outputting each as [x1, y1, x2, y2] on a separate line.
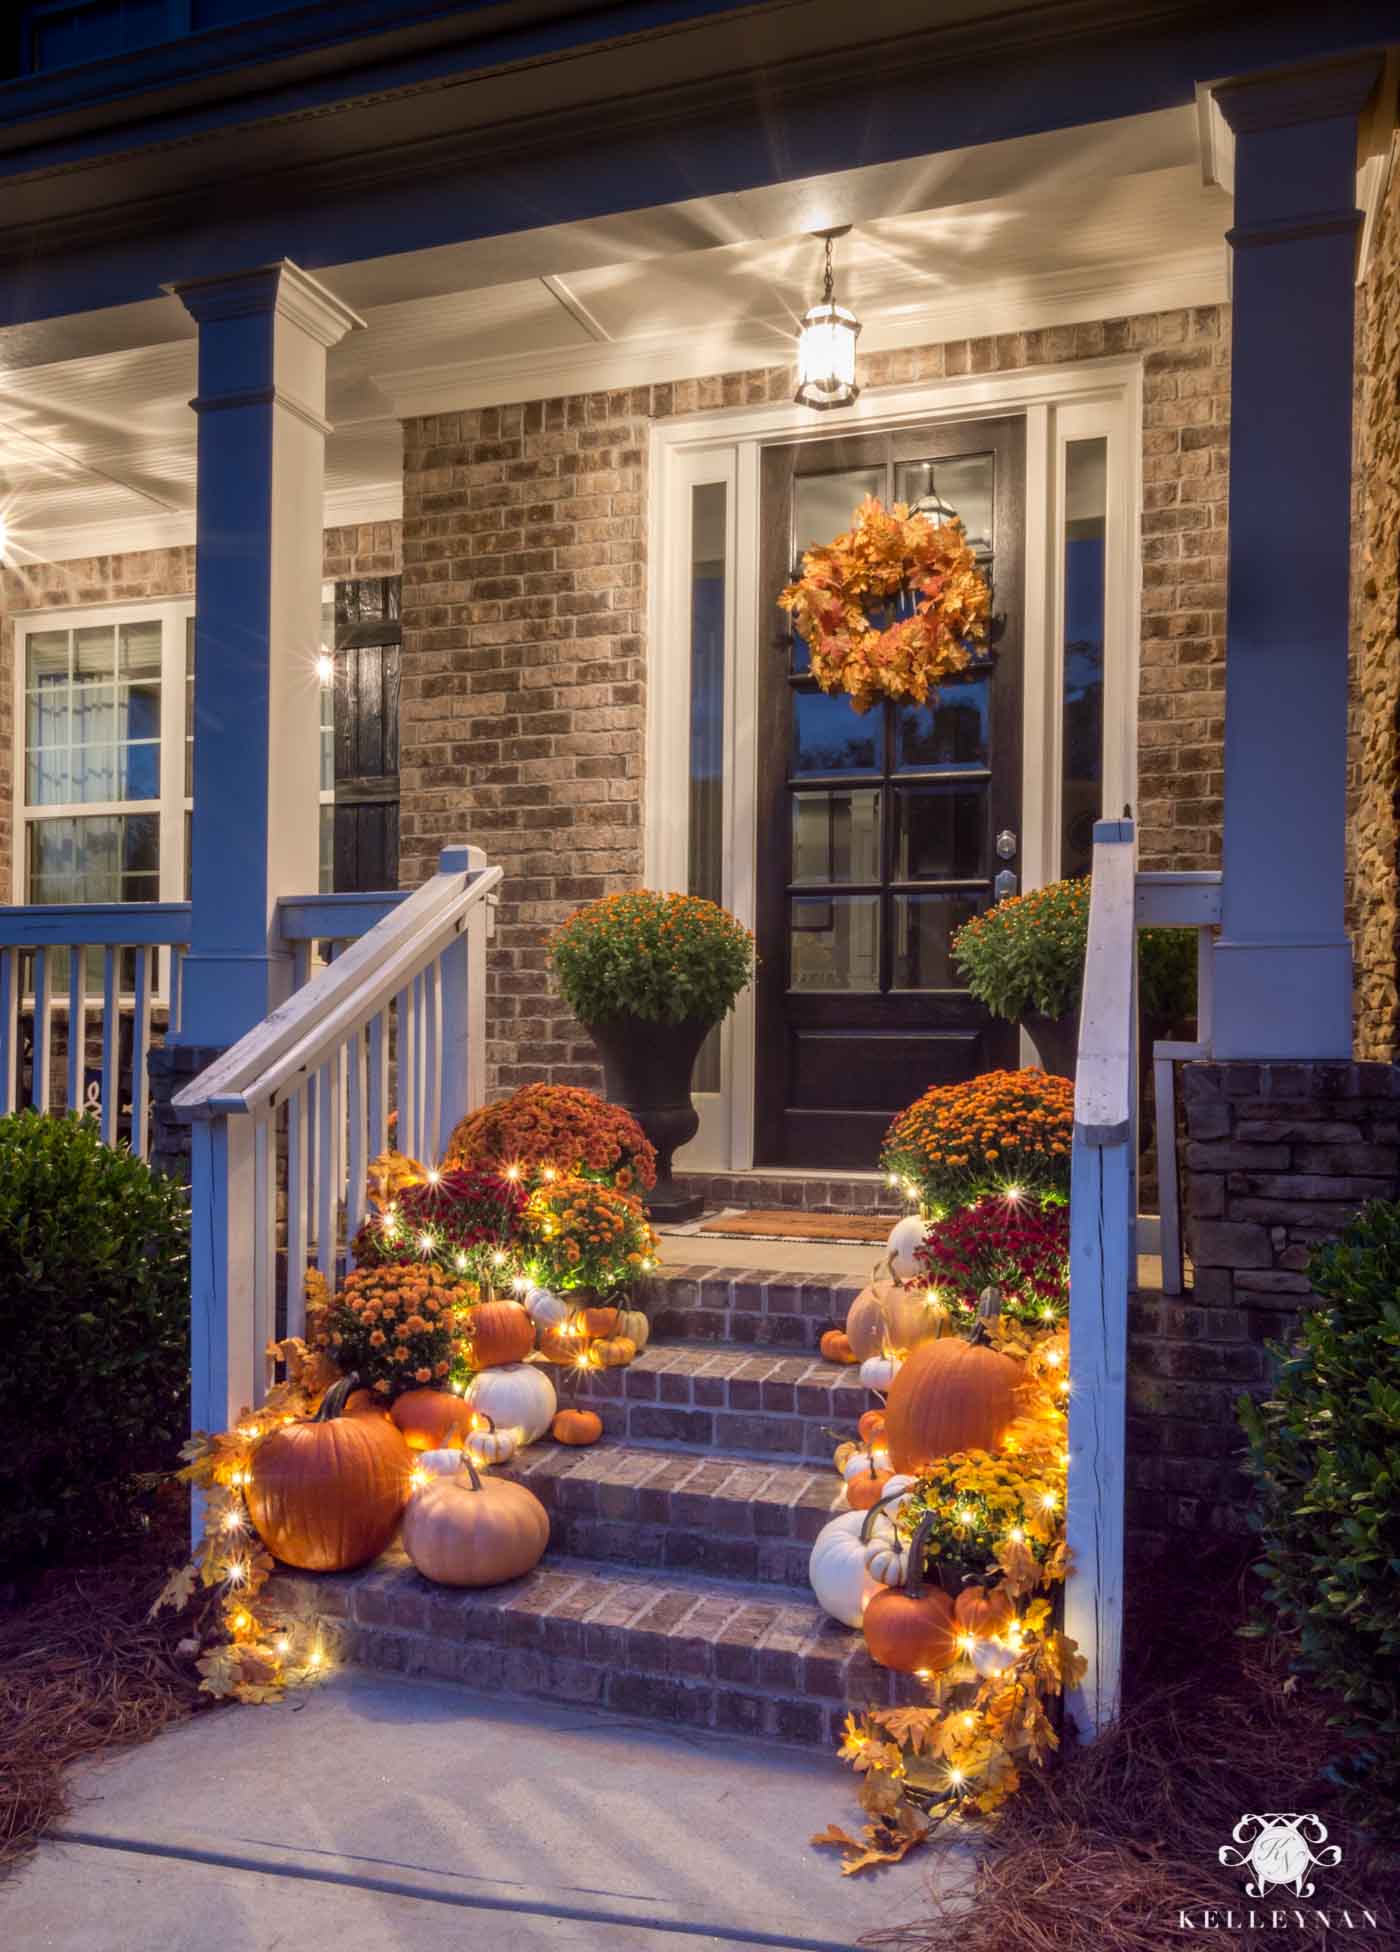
[31, 947, 53, 1111]
[67, 947, 87, 1114]
[292, 940, 312, 994]
[0, 949, 17, 1115]
[396, 982, 416, 1162]
[422, 958, 440, 1165]
[347, 1024, 368, 1244]
[253, 1112, 275, 1391]
[316, 1057, 340, 1281]
[368, 1009, 388, 1159]
[131, 946, 153, 1159]
[286, 1083, 309, 1321]
[170, 945, 185, 1037]
[101, 949, 119, 1146]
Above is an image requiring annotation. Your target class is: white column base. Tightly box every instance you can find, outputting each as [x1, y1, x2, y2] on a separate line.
[1210, 939, 1353, 1059]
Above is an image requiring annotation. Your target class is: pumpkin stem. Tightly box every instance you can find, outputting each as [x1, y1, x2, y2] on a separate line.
[462, 1454, 484, 1494]
[858, 1484, 913, 1545]
[902, 1514, 938, 1602]
[969, 1284, 1003, 1347]
[314, 1372, 361, 1422]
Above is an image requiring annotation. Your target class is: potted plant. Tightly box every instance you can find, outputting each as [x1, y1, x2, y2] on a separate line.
[548, 892, 756, 1221]
[950, 877, 1196, 1080]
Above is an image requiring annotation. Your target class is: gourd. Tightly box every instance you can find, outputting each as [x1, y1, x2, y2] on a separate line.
[883, 1333, 1021, 1474]
[465, 1362, 557, 1444]
[809, 1510, 881, 1628]
[953, 1581, 1015, 1640]
[864, 1536, 907, 1586]
[845, 1281, 936, 1362]
[860, 1353, 898, 1393]
[464, 1412, 518, 1465]
[467, 1300, 535, 1368]
[593, 1334, 636, 1368]
[885, 1215, 927, 1281]
[246, 1375, 411, 1573]
[390, 1386, 474, 1453]
[400, 1454, 550, 1586]
[418, 1446, 469, 1480]
[862, 1517, 959, 1673]
[552, 1407, 603, 1446]
[833, 1440, 862, 1476]
[572, 1304, 618, 1339]
[524, 1285, 571, 1330]
[821, 1329, 858, 1365]
[858, 1409, 887, 1445]
[616, 1308, 651, 1352]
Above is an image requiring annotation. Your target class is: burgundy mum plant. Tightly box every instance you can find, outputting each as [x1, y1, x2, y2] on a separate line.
[914, 1194, 1070, 1326]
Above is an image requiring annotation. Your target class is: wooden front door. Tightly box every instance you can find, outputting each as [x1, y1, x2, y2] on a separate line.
[755, 416, 1026, 1169]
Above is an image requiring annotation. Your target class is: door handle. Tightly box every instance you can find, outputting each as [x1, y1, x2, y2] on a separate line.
[994, 868, 1018, 901]
[996, 829, 1018, 860]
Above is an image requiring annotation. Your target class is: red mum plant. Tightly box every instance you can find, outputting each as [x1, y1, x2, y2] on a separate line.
[915, 1194, 1070, 1327]
[352, 1165, 527, 1283]
[445, 1082, 657, 1195]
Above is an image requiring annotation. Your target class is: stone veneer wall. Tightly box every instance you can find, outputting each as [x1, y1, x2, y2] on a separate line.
[399, 304, 1231, 1099]
[0, 524, 401, 903]
[1352, 140, 1400, 1059]
[1135, 1059, 1400, 1555]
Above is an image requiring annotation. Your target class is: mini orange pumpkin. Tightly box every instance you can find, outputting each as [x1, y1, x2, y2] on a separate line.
[535, 1323, 578, 1364]
[573, 1305, 618, 1338]
[846, 1458, 894, 1510]
[858, 1409, 887, 1445]
[552, 1408, 603, 1446]
[247, 1375, 411, 1573]
[953, 1580, 1015, 1640]
[820, 1329, 858, 1365]
[862, 1517, 959, 1674]
[391, 1386, 474, 1453]
[468, 1300, 535, 1368]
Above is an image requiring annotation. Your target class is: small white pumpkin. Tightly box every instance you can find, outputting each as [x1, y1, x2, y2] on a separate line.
[885, 1214, 928, 1282]
[465, 1361, 557, 1445]
[524, 1285, 571, 1330]
[840, 1447, 875, 1483]
[417, 1447, 467, 1482]
[864, 1537, 908, 1586]
[972, 1637, 1021, 1679]
[616, 1307, 651, 1352]
[860, 1353, 898, 1393]
[809, 1510, 880, 1628]
[465, 1413, 518, 1465]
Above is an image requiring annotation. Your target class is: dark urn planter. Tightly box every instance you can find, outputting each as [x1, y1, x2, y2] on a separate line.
[588, 1013, 712, 1223]
[1022, 1010, 1078, 1081]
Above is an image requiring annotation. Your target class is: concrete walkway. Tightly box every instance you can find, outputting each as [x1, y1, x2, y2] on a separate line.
[7, 1672, 975, 1950]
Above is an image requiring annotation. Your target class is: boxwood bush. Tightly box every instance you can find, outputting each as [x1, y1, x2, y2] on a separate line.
[1238, 1200, 1400, 1812]
[0, 1110, 190, 1572]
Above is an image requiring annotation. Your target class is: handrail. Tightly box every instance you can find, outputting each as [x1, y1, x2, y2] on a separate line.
[0, 901, 191, 948]
[175, 846, 497, 1118]
[1072, 819, 1138, 1148]
[276, 890, 407, 941]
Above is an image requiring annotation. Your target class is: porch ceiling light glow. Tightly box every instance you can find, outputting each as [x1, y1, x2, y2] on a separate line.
[795, 227, 861, 411]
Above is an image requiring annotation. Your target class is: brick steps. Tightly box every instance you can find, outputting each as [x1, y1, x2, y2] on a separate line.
[644, 1264, 861, 1353]
[501, 1438, 843, 1588]
[568, 1341, 870, 1460]
[268, 1548, 916, 1748]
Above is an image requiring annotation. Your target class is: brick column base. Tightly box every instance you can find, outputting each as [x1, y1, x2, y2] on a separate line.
[1128, 1060, 1400, 1560]
[148, 1041, 226, 1184]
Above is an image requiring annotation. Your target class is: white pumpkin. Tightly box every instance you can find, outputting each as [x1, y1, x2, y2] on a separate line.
[885, 1214, 928, 1281]
[860, 1353, 898, 1393]
[864, 1537, 907, 1586]
[417, 1447, 467, 1481]
[524, 1285, 571, 1330]
[465, 1362, 557, 1445]
[845, 1281, 938, 1362]
[841, 1447, 875, 1483]
[465, 1414, 518, 1465]
[972, 1637, 1021, 1679]
[809, 1510, 880, 1628]
[616, 1307, 651, 1352]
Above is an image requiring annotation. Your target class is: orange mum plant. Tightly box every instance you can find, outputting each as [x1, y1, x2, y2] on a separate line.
[881, 1068, 1074, 1218]
[779, 495, 990, 714]
[524, 1173, 659, 1293]
[446, 1081, 656, 1195]
[316, 1263, 475, 1398]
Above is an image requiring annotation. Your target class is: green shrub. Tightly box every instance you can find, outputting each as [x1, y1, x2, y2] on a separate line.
[0, 1110, 190, 1572]
[1238, 1200, 1400, 1813]
[951, 875, 1196, 1025]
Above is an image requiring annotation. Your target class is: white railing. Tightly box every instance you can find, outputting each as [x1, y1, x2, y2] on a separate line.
[0, 904, 191, 1155]
[174, 844, 498, 1437]
[1064, 827, 1222, 1738]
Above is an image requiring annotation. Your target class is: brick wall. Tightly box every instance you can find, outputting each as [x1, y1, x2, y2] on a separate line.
[398, 305, 1231, 1098]
[0, 525, 401, 900]
[1130, 1058, 1400, 1556]
[1352, 141, 1400, 1058]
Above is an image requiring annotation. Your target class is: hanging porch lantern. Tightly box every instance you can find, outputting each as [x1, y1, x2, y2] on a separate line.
[795, 227, 861, 411]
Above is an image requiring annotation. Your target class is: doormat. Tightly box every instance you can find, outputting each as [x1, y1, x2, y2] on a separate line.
[699, 1209, 893, 1246]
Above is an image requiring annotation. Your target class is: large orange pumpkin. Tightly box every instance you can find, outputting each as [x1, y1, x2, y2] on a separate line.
[467, 1300, 535, 1368]
[883, 1335, 1022, 1474]
[391, 1387, 474, 1453]
[247, 1376, 411, 1572]
[400, 1455, 550, 1586]
[862, 1518, 959, 1673]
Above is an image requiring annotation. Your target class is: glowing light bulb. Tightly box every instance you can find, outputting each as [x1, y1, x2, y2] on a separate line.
[1057, 1378, 1071, 1396]
[426, 1168, 441, 1187]
[963, 1713, 976, 1730]
[1008, 1526, 1025, 1544]
[505, 1164, 522, 1182]
[230, 1609, 251, 1634]
[915, 1667, 932, 1680]
[316, 651, 334, 687]
[1045, 1349, 1062, 1367]
[948, 1767, 964, 1787]
[455, 1253, 468, 1272]
[1040, 1305, 1057, 1321]
[221, 1508, 246, 1534]
[541, 1167, 556, 1183]
[226, 1559, 248, 1587]
[956, 1632, 977, 1656]
[511, 1275, 530, 1294]
[308, 1644, 324, 1669]
[492, 1250, 507, 1266]
[417, 1230, 436, 1256]
[957, 1507, 975, 1526]
[1041, 1491, 1058, 1511]
[409, 1467, 429, 1492]
[1003, 1183, 1025, 1204]
[276, 1635, 291, 1657]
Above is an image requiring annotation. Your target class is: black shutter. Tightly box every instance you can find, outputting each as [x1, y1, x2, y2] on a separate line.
[331, 576, 400, 892]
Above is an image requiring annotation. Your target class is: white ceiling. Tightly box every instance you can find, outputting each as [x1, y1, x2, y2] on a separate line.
[0, 106, 1231, 562]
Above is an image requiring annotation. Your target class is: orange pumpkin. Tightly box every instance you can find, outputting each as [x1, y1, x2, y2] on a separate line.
[535, 1323, 578, 1364]
[343, 1386, 392, 1420]
[552, 1408, 603, 1446]
[390, 1387, 474, 1453]
[573, 1305, 618, 1338]
[858, 1409, 887, 1445]
[953, 1581, 1015, 1640]
[883, 1335, 1022, 1474]
[820, 1329, 859, 1365]
[846, 1460, 894, 1510]
[246, 1376, 411, 1573]
[863, 1518, 959, 1673]
[400, 1455, 550, 1586]
[468, 1300, 535, 1368]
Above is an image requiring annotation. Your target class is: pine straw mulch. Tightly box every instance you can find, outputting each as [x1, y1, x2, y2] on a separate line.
[865, 1546, 1400, 1952]
[0, 1500, 209, 1880]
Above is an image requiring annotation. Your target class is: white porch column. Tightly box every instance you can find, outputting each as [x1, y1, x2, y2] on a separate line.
[1209, 57, 1381, 1060]
[171, 261, 362, 1049]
